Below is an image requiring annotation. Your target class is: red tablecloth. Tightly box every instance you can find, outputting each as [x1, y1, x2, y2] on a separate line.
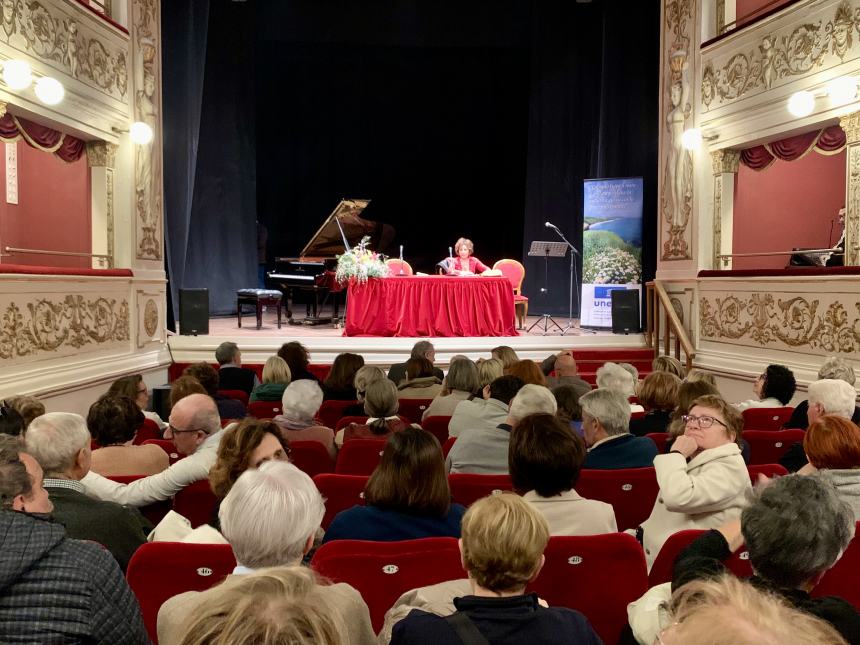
[345, 276, 518, 337]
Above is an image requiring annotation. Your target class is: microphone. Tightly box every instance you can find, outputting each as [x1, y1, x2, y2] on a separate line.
[448, 246, 453, 258]
[545, 221, 560, 230]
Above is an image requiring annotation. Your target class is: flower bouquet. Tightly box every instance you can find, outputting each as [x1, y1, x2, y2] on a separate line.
[335, 236, 390, 285]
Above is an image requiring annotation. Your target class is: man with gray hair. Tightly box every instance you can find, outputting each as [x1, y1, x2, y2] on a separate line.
[580, 388, 657, 469]
[786, 357, 860, 430]
[388, 340, 444, 385]
[447, 383, 556, 474]
[81, 393, 223, 507]
[157, 461, 375, 645]
[0, 435, 148, 643]
[215, 341, 259, 396]
[25, 413, 151, 571]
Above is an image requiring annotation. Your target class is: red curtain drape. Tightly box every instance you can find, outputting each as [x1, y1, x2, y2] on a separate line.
[0, 113, 86, 162]
[740, 125, 847, 170]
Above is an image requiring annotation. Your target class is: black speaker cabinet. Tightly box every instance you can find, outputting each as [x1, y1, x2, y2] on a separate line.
[179, 288, 209, 335]
[611, 289, 640, 334]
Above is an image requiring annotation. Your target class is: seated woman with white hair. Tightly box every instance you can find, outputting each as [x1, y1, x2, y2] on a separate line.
[785, 356, 860, 429]
[336, 379, 408, 446]
[596, 362, 644, 413]
[157, 461, 375, 645]
[272, 380, 336, 459]
[342, 365, 387, 417]
[422, 357, 480, 421]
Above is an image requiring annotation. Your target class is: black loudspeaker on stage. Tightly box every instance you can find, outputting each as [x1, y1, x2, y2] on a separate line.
[610, 289, 640, 335]
[179, 288, 209, 335]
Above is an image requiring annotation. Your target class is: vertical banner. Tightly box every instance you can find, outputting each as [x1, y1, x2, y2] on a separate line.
[580, 177, 643, 328]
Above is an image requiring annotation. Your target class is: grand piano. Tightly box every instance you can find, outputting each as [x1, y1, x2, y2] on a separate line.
[267, 198, 395, 325]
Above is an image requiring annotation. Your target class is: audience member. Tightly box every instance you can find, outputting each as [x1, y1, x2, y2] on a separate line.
[619, 362, 640, 391]
[158, 461, 374, 644]
[81, 393, 223, 506]
[684, 368, 717, 386]
[272, 380, 336, 458]
[323, 352, 365, 401]
[735, 363, 796, 411]
[397, 357, 444, 399]
[448, 375, 524, 439]
[249, 355, 291, 403]
[553, 384, 584, 436]
[388, 341, 444, 385]
[0, 401, 25, 436]
[802, 415, 860, 519]
[88, 394, 169, 476]
[183, 362, 246, 420]
[25, 413, 151, 571]
[510, 413, 616, 535]
[108, 374, 166, 429]
[277, 341, 320, 383]
[215, 341, 260, 396]
[672, 475, 859, 643]
[343, 365, 387, 416]
[169, 375, 207, 410]
[4, 394, 45, 428]
[0, 435, 148, 643]
[666, 379, 720, 440]
[324, 427, 465, 543]
[541, 351, 591, 399]
[389, 494, 601, 645]
[639, 394, 749, 568]
[580, 389, 657, 469]
[337, 379, 407, 446]
[651, 355, 686, 380]
[506, 359, 547, 386]
[629, 371, 681, 437]
[785, 357, 860, 429]
[447, 384, 556, 474]
[173, 567, 347, 645]
[423, 358, 480, 420]
[596, 362, 643, 412]
[491, 345, 520, 370]
[476, 357, 504, 389]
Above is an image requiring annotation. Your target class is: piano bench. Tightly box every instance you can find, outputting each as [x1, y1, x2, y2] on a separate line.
[237, 289, 283, 330]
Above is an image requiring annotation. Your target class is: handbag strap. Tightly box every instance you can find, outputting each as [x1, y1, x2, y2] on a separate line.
[444, 612, 491, 645]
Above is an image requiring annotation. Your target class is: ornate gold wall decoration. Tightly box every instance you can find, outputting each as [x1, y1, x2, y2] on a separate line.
[143, 298, 158, 336]
[0, 295, 129, 359]
[85, 141, 118, 169]
[106, 167, 114, 268]
[712, 174, 722, 268]
[847, 143, 860, 265]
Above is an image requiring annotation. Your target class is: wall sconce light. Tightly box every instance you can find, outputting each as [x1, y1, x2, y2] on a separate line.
[3, 60, 31, 90]
[34, 76, 64, 105]
[787, 90, 816, 117]
[680, 127, 718, 150]
[112, 121, 154, 145]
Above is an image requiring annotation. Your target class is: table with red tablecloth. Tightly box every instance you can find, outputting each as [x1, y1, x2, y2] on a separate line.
[344, 276, 518, 337]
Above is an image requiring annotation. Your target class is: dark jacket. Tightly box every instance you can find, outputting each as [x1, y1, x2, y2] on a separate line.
[784, 399, 860, 430]
[629, 409, 672, 437]
[322, 384, 359, 401]
[391, 593, 602, 645]
[675, 529, 860, 645]
[0, 511, 148, 644]
[215, 395, 246, 420]
[46, 484, 151, 572]
[388, 362, 444, 386]
[323, 503, 467, 544]
[584, 434, 658, 469]
[217, 365, 257, 395]
[249, 382, 288, 403]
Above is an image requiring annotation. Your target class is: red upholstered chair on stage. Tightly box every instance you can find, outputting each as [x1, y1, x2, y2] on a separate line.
[442, 436, 457, 457]
[385, 258, 414, 276]
[318, 400, 358, 429]
[310, 538, 464, 633]
[313, 474, 369, 529]
[493, 259, 528, 329]
[645, 432, 669, 453]
[173, 479, 218, 528]
[528, 533, 648, 645]
[247, 400, 282, 418]
[288, 441, 335, 478]
[813, 521, 860, 610]
[335, 439, 387, 475]
[743, 429, 805, 465]
[747, 463, 788, 482]
[576, 467, 660, 531]
[133, 418, 162, 445]
[448, 474, 513, 507]
[141, 439, 185, 465]
[397, 398, 434, 424]
[126, 542, 236, 644]
[741, 406, 793, 430]
[421, 415, 451, 444]
[648, 529, 754, 587]
[217, 389, 249, 406]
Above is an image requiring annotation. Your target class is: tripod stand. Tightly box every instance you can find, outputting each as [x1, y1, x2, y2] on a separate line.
[526, 241, 567, 334]
[545, 224, 593, 336]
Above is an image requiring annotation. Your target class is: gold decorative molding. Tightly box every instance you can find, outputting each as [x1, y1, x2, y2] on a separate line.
[0, 295, 129, 360]
[713, 174, 723, 269]
[847, 144, 860, 265]
[840, 111, 860, 143]
[85, 141, 118, 168]
[710, 149, 740, 175]
[716, 0, 726, 35]
[143, 298, 158, 337]
[106, 167, 114, 267]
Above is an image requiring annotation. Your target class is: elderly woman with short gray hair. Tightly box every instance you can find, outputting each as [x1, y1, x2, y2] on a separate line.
[272, 380, 336, 458]
[422, 357, 481, 421]
[580, 388, 657, 469]
[785, 356, 860, 430]
[596, 362, 644, 412]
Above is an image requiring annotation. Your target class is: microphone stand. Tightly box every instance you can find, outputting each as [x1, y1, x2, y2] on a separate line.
[547, 225, 591, 336]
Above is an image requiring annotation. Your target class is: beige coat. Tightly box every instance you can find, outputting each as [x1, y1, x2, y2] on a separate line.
[640, 442, 750, 569]
[397, 376, 443, 400]
[522, 489, 618, 536]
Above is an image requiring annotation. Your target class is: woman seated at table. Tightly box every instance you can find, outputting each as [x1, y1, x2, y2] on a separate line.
[446, 237, 490, 276]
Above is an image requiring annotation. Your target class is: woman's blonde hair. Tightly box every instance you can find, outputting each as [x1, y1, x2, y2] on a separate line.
[476, 358, 504, 389]
[261, 356, 291, 385]
[176, 566, 344, 645]
[664, 574, 847, 645]
[354, 365, 386, 401]
[454, 237, 474, 255]
[460, 492, 549, 593]
[652, 355, 686, 379]
[491, 346, 519, 369]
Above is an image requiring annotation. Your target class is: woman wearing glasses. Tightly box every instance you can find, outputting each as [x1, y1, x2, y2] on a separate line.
[639, 394, 750, 569]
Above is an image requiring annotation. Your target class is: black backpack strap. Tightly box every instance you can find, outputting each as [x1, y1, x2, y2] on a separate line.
[444, 612, 491, 645]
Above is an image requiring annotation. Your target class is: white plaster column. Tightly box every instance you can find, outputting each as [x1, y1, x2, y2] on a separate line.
[710, 148, 740, 269]
[841, 111, 860, 267]
[86, 141, 118, 269]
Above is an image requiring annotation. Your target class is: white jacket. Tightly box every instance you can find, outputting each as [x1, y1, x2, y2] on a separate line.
[640, 442, 750, 569]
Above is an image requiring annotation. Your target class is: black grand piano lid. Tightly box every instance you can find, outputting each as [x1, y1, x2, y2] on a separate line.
[299, 198, 378, 258]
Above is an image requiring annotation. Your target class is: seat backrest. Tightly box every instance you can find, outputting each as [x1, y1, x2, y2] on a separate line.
[813, 521, 860, 609]
[317, 400, 358, 429]
[289, 440, 335, 478]
[141, 439, 185, 464]
[105, 474, 172, 526]
[126, 542, 236, 644]
[133, 418, 162, 445]
[310, 538, 464, 633]
[742, 429, 805, 465]
[576, 468, 660, 531]
[528, 533, 648, 645]
[645, 432, 669, 453]
[313, 474, 369, 529]
[492, 259, 526, 292]
[648, 529, 754, 586]
[335, 439, 387, 475]
[421, 415, 452, 444]
[385, 258, 414, 276]
[741, 406, 794, 431]
[335, 415, 368, 432]
[746, 463, 789, 482]
[173, 479, 219, 529]
[448, 473, 513, 507]
[442, 436, 457, 458]
[247, 400, 282, 418]
[630, 410, 646, 420]
[396, 398, 434, 423]
[217, 389, 249, 406]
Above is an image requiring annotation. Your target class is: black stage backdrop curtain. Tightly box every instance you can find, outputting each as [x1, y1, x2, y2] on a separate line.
[163, 0, 658, 319]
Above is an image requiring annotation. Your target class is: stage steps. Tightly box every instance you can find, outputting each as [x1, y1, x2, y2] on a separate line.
[567, 347, 656, 385]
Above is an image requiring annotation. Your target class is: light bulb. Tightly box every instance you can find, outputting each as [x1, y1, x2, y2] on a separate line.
[827, 76, 857, 104]
[680, 128, 703, 150]
[787, 90, 815, 117]
[34, 77, 64, 105]
[3, 60, 31, 90]
[130, 121, 154, 144]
